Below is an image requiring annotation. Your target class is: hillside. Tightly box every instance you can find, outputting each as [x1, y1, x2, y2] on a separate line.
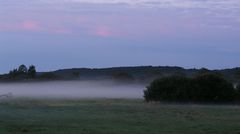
[0, 66, 239, 84]
[52, 66, 240, 83]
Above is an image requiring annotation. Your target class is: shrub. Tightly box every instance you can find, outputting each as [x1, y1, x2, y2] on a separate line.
[194, 74, 235, 102]
[144, 76, 193, 102]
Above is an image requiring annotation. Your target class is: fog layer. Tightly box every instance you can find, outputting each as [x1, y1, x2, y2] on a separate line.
[0, 81, 145, 99]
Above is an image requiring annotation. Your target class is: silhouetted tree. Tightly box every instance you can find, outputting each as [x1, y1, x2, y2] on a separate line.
[8, 69, 18, 78]
[7, 65, 37, 80]
[18, 64, 27, 74]
[28, 65, 36, 78]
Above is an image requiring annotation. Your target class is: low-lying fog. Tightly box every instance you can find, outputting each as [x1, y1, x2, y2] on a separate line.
[0, 81, 145, 99]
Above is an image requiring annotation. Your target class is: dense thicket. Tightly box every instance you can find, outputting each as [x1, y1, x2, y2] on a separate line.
[144, 74, 237, 102]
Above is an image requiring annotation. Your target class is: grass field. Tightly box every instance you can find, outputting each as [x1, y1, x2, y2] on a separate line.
[0, 98, 240, 134]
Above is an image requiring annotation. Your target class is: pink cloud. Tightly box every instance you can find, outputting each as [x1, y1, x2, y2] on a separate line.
[92, 26, 112, 37]
[0, 21, 41, 31]
[21, 21, 41, 31]
[0, 20, 72, 35]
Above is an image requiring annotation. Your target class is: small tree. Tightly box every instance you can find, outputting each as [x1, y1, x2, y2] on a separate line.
[28, 65, 36, 78]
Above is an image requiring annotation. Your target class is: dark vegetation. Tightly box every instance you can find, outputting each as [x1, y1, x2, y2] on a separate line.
[111, 71, 135, 82]
[0, 65, 240, 103]
[236, 84, 240, 96]
[0, 65, 58, 81]
[8, 65, 36, 80]
[144, 73, 240, 103]
[0, 65, 239, 84]
[38, 72, 58, 80]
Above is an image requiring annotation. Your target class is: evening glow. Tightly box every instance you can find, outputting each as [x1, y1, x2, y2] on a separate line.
[0, 0, 239, 73]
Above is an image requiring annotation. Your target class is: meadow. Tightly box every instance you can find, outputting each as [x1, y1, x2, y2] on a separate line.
[0, 98, 239, 134]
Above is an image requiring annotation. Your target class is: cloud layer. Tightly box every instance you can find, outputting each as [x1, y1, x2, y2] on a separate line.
[41, 0, 240, 9]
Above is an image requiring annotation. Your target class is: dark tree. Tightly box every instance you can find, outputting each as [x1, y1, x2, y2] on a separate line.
[28, 65, 36, 78]
[9, 69, 18, 78]
[18, 64, 28, 74]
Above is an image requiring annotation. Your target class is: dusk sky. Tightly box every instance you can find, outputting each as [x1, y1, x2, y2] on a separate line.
[0, 0, 240, 73]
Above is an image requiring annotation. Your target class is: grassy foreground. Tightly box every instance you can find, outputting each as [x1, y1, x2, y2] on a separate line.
[0, 98, 240, 134]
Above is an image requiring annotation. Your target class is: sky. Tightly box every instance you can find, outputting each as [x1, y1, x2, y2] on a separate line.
[0, 0, 240, 73]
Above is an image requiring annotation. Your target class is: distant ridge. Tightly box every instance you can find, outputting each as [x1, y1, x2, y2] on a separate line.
[51, 66, 240, 83]
[1, 66, 239, 83]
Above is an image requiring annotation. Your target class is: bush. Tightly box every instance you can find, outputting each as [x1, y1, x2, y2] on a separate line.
[144, 74, 236, 103]
[194, 74, 235, 102]
[144, 76, 193, 102]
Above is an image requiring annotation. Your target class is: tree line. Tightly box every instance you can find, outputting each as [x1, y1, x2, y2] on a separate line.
[8, 64, 36, 79]
[0, 64, 58, 80]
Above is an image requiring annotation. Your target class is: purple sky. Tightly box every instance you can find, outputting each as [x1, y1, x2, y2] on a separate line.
[0, 0, 240, 73]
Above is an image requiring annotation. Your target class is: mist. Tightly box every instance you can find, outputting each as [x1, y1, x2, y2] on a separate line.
[0, 81, 145, 99]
